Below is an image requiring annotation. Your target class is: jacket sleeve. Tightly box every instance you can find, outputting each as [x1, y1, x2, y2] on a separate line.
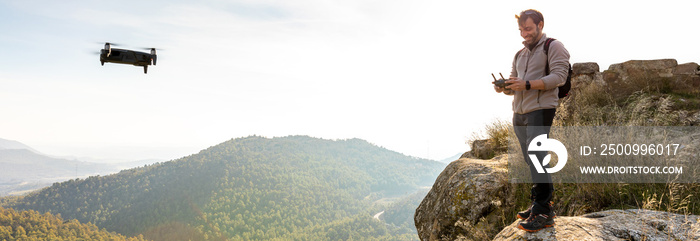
[541, 40, 570, 90]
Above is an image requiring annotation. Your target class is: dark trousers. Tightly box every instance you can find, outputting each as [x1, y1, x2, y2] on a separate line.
[513, 109, 555, 214]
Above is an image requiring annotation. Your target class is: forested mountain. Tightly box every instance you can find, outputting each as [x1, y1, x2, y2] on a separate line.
[0, 206, 146, 240]
[3, 136, 445, 240]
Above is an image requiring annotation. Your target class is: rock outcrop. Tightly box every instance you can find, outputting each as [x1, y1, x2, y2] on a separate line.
[580, 59, 700, 97]
[558, 59, 700, 127]
[494, 209, 700, 241]
[415, 155, 700, 241]
[414, 156, 509, 241]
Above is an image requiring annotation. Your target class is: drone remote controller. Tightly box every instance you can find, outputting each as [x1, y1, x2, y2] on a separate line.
[491, 73, 509, 90]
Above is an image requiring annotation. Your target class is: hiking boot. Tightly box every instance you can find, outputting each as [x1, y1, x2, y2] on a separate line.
[517, 201, 556, 220]
[518, 213, 555, 232]
[516, 204, 533, 220]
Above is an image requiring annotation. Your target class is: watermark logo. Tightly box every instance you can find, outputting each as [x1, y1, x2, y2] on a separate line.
[509, 127, 698, 183]
[528, 134, 568, 173]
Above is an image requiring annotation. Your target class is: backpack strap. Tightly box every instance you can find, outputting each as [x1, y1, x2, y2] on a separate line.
[543, 38, 573, 98]
[544, 38, 555, 75]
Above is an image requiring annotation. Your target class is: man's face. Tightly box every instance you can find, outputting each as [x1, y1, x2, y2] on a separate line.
[519, 17, 543, 46]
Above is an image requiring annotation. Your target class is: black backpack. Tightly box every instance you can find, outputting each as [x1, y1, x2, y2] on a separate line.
[544, 38, 572, 98]
[516, 38, 572, 98]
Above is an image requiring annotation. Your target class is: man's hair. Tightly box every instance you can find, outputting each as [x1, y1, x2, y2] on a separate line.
[516, 9, 544, 26]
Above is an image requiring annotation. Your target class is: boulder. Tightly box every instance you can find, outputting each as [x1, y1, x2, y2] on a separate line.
[599, 59, 700, 96]
[462, 139, 505, 160]
[605, 59, 678, 82]
[609, 59, 678, 72]
[671, 62, 700, 93]
[674, 62, 699, 75]
[493, 209, 700, 241]
[572, 62, 599, 76]
[414, 156, 508, 241]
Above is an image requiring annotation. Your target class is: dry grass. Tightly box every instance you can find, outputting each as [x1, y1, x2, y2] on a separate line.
[465, 119, 512, 159]
[555, 75, 699, 127]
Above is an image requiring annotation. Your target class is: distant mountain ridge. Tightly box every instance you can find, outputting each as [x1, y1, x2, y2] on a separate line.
[0, 138, 39, 153]
[0, 138, 160, 196]
[3, 135, 446, 240]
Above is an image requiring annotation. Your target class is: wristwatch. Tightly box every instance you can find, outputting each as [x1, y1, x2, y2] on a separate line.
[525, 80, 531, 90]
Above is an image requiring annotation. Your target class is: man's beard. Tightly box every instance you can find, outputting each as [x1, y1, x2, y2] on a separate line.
[525, 28, 542, 50]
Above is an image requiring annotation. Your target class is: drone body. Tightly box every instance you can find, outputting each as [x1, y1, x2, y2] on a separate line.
[100, 43, 157, 74]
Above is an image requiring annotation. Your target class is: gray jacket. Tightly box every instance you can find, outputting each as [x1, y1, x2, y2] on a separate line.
[510, 34, 570, 114]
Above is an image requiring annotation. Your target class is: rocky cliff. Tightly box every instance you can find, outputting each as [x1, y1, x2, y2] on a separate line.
[414, 155, 509, 241]
[414, 59, 700, 240]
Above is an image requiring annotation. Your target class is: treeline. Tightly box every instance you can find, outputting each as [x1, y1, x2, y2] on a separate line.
[3, 136, 444, 240]
[0, 206, 147, 241]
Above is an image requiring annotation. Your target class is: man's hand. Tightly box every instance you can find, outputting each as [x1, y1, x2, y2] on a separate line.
[506, 77, 526, 91]
[494, 84, 504, 93]
[495, 84, 514, 95]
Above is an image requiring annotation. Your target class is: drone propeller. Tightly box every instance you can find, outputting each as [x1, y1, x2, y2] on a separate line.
[139, 47, 163, 57]
[140, 47, 164, 51]
[94, 42, 121, 47]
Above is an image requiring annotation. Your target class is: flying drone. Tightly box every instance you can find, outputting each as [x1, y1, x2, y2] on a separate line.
[100, 42, 158, 74]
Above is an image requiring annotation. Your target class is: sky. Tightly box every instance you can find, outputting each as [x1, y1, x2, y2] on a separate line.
[1, 0, 699, 162]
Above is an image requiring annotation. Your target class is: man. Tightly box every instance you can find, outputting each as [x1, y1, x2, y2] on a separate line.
[494, 9, 570, 232]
